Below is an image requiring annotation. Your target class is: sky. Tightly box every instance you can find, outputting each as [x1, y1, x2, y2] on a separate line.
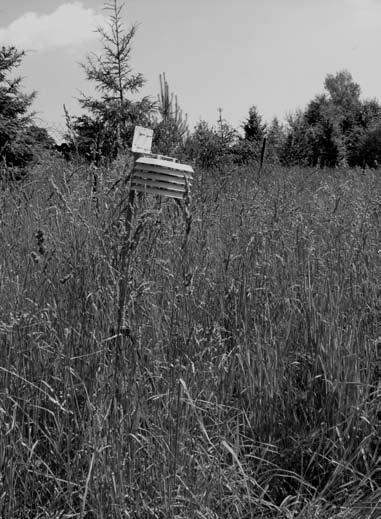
[1, 0, 381, 141]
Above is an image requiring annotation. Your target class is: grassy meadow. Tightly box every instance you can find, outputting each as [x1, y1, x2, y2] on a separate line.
[0, 156, 380, 518]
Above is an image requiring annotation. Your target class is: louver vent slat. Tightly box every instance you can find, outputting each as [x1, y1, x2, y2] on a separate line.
[132, 156, 194, 200]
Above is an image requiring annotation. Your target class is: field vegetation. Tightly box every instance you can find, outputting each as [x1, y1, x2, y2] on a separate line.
[0, 157, 379, 518]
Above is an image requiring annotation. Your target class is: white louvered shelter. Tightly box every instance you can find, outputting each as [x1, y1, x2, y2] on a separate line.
[130, 126, 194, 200]
[132, 155, 193, 200]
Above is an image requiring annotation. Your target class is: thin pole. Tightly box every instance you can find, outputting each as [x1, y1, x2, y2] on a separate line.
[115, 155, 136, 373]
[259, 136, 267, 175]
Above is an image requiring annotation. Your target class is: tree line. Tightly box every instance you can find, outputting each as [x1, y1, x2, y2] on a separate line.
[1, 0, 381, 173]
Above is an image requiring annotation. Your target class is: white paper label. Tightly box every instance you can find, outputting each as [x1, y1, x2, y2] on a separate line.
[131, 126, 153, 154]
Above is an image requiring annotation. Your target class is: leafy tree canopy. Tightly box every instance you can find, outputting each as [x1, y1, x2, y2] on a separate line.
[282, 70, 381, 168]
[324, 70, 361, 109]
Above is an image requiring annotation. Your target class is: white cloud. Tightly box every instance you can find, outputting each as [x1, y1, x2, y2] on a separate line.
[0, 2, 106, 51]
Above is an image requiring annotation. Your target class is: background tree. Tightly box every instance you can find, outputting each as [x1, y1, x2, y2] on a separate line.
[350, 99, 381, 168]
[282, 70, 381, 168]
[232, 105, 266, 165]
[361, 121, 381, 168]
[185, 120, 232, 170]
[0, 46, 36, 168]
[323, 70, 362, 166]
[152, 73, 189, 156]
[242, 105, 267, 144]
[217, 107, 237, 153]
[324, 70, 361, 112]
[266, 117, 286, 164]
[281, 110, 311, 166]
[69, 0, 155, 162]
[303, 95, 342, 167]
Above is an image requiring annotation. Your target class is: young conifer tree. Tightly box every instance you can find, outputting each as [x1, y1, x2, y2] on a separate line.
[266, 117, 285, 164]
[0, 46, 36, 167]
[231, 105, 266, 165]
[152, 73, 189, 155]
[71, 0, 155, 162]
[243, 105, 266, 144]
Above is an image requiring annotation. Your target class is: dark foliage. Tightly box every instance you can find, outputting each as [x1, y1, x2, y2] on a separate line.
[184, 118, 237, 170]
[0, 46, 36, 168]
[281, 70, 381, 168]
[0, 47, 57, 176]
[229, 106, 267, 165]
[242, 105, 267, 144]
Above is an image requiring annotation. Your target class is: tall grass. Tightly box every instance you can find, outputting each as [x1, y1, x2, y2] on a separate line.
[0, 156, 380, 518]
